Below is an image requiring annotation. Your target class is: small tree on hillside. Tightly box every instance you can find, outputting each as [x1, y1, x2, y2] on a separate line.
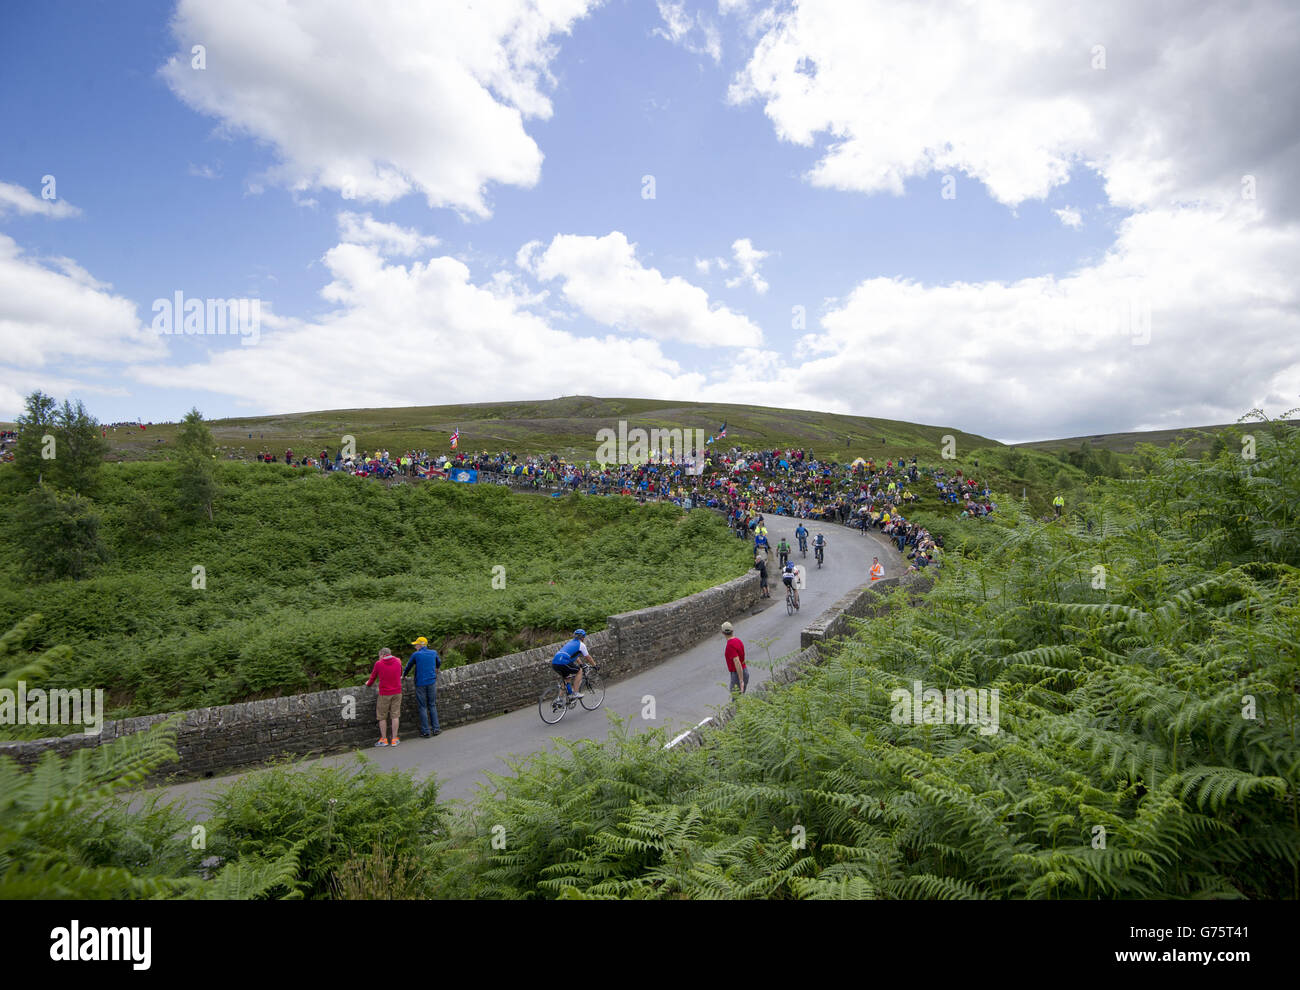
[15, 486, 110, 581]
[12, 391, 58, 488]
[177, 407, 218, 521]
[49, 399, 108, 496]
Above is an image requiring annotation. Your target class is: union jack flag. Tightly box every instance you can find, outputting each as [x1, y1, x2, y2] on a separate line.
[450, 428, 459, 449]
[718, 422, 727, 438]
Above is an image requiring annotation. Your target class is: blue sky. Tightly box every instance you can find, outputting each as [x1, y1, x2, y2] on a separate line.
[2, 0, 1297, 442]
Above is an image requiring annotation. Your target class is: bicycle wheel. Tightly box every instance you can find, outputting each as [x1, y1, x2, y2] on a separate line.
[579, 667, 605, 710]
[786, 593, 794, 615]
[539, 681, 568, 724]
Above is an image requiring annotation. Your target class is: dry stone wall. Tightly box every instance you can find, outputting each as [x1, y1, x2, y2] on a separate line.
[0, 575, 759, 781]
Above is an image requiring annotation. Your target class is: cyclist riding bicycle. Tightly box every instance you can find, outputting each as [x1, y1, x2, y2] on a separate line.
[776, 537, 791, 567]
[795, 523, 809, 554]
[813, 532, 827, 564]
[550, 629, 590, 698]
[781, 561, 800, 609]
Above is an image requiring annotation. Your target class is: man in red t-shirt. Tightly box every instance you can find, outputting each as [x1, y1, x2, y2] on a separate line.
[365, 647, 404, 746]
[721, 621, 748, 694]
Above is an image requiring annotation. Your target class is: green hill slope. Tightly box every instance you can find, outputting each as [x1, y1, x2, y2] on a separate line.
[94, 396, 1002, 464]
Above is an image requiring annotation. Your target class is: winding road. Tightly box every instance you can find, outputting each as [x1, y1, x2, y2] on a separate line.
[141, 514, 896, 815]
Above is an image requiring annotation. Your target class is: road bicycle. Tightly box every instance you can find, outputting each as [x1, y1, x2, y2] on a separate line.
[815, 544, 825, 568]
[798, 538, 807, 558]
[538, 661, 605, 724]
[785, 581, 799, 614]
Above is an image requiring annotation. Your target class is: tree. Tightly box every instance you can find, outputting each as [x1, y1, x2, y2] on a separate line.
[12, 391, 58, 488]
[176, 407, 218, 522]
[11, 392, 107, 495]
[15, 487, 109, 581]
[49, 399, 108, 496]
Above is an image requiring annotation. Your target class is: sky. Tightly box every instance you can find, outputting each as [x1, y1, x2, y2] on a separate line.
[1, 0, 1297, 443]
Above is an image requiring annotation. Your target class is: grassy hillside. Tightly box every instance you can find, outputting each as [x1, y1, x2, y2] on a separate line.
[1019, 418, 1300, 456]
[0, 461, 751, 733]
[7, 398, 1291, 467]
[81, 396, 1002, 465]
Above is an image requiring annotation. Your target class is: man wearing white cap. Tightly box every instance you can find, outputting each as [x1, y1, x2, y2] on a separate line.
[721, 622, 748, 694]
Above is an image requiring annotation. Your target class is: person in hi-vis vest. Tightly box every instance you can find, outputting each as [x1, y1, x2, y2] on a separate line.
[870, 557, 885, 582]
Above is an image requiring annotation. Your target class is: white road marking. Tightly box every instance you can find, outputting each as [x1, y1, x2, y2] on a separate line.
[664, 716, 715, 750]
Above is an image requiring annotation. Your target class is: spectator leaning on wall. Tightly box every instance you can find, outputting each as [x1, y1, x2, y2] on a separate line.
[404, 636, 442, 738]
[366, 648, 404, 747]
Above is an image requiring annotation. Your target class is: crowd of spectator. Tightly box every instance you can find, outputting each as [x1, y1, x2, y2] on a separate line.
[236, 441, 1003, 574]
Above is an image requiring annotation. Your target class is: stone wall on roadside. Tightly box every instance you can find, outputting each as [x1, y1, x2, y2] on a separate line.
[0, 574, 760, 781]
[800, 571, 934, 649]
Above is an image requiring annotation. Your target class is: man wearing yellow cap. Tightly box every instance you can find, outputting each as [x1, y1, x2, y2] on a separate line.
[403, 636, 442, 737]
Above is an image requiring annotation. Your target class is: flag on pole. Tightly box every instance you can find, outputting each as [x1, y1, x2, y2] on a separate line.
[450, 428, 459, 449]
[718, 422, 727, 438]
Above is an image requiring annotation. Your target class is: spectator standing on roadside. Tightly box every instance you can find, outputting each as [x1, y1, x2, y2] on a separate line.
[721, 621, 748, 694]
[754, 553, 770, 598]
[366, 647, 403, 747]
[403, 636, 442, 738]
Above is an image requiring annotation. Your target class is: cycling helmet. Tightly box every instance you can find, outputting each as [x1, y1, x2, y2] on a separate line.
[574, 628, 587, 639]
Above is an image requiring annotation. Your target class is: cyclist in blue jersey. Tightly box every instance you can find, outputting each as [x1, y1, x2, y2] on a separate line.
[551, 629, 591, 698]
[795, 523, 809, 555]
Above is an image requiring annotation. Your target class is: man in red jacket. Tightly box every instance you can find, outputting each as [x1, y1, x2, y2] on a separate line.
[366, 647, 404, 747]
[721, 621, 748, 694]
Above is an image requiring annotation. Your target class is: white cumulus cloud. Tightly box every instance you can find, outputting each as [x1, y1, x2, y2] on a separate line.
[127, 238, 708, 412]
[532, 231, 763, 346]
[337, 212, 439, 257]
[0, 235, 167, 415]
[728, 0, 1300, 219]
[1054, 206, 1083, 228]
[0, 180, 81, 219]
[160, 0, 597, 217]
[655, 1, 722, 62]
[724, 237, 770, 293]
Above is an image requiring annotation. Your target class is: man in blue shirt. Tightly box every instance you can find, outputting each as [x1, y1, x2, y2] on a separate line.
[551, 630, 591, 698]
[404, 637, 442, 737]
